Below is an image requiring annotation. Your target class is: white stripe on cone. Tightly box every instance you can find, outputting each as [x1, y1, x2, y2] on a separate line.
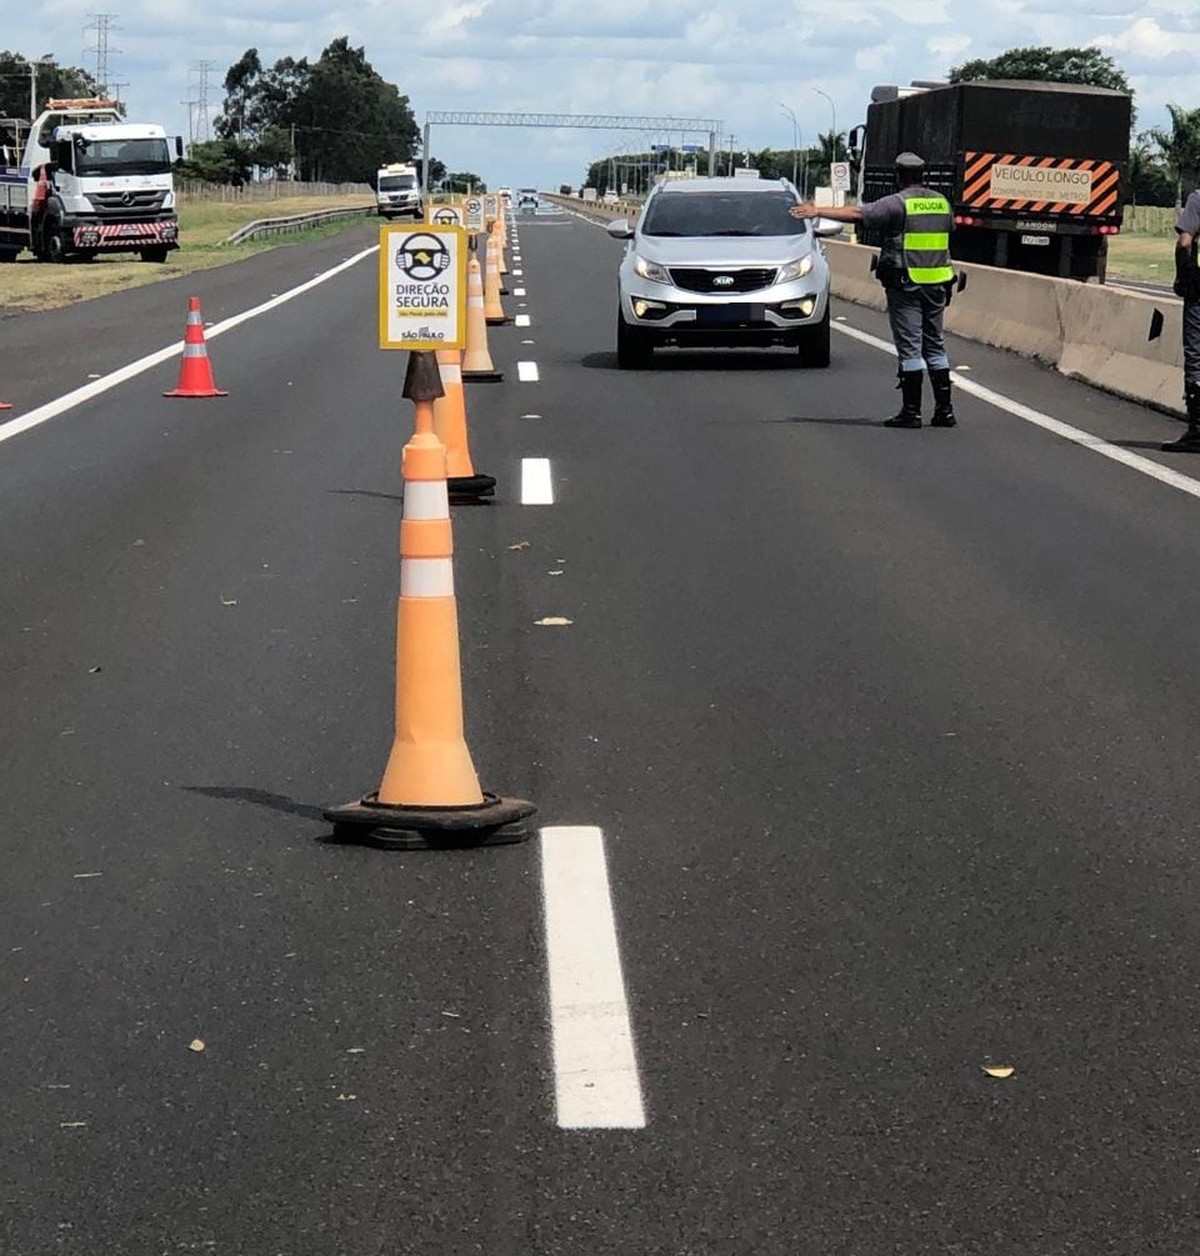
[401, 557, 455, 598]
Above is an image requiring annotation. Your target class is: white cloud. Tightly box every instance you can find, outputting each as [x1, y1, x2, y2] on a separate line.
[6, 0, 1189, 191]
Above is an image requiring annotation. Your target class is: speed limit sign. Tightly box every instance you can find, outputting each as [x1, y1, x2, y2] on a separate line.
[831, 161, 851, 192]
[464, 196, 484, 232]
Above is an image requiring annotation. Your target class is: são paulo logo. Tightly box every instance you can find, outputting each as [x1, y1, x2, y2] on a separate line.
[396, 232, 451, 281]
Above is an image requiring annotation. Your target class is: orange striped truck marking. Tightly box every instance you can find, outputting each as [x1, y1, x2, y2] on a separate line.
[963, 152, 1119, 217]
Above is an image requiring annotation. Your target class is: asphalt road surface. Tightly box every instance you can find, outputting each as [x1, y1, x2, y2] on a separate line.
[4, 206, 1200, 1255]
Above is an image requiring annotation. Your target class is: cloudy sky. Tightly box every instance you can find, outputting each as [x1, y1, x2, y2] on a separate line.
[7, 0, 1199, 187]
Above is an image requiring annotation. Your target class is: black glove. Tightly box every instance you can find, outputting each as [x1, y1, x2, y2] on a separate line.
[1173, 250, 1200, 300]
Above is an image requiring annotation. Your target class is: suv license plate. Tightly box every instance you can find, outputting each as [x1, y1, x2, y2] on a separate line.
[697, 304, 763, 325]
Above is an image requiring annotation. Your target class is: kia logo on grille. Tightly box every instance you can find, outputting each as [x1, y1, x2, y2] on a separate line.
[712, 275, 735, 287]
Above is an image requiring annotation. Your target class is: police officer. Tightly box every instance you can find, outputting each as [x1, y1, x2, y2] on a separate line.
[791, 151, 957, 428]
[1163, 188, 1200, 452]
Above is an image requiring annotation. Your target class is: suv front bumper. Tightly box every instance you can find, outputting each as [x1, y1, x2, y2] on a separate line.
[620, 284, 828, 345]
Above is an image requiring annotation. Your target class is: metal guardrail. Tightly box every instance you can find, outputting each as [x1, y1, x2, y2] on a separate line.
[542, 194, 643, 222]
[223, 205, 375, 245]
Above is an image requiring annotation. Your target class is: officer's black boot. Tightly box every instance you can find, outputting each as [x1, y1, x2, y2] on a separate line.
[1162, 383, 1200, 452]
[884, 370, 924, 428]
[929, 368, 957, 427]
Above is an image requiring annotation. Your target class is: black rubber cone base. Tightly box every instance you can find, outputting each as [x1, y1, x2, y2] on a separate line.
[323, 792, 536, 850]
[462, 369, 504, 383]
[448, 472, 496, 497]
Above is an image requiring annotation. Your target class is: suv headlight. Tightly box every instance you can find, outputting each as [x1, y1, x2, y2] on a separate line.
[778, 254, 815, 282]
[634, 255, 671, 283]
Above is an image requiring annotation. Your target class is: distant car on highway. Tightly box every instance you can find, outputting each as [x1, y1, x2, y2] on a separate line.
[606, 177, 842, 368]
[518, 187, 539, 210]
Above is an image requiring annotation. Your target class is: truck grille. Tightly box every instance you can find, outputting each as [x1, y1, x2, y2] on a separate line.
[88, 189, 169, 216]
[668, 267, 778, 293]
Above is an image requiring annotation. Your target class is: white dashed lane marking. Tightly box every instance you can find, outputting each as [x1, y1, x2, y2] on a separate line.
[515, 315, 532, 327]
[518, 361, 540, 382]
[540, 826, 646, 1130]
[521, 457, 554, 505]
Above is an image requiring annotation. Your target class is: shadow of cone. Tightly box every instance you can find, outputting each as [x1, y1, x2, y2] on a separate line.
[484, 232, 509, 325]
[434, 347, 495, 499]
[462, 255, 503, 382]
[324, 351, 535, 850]
[164, 296, 228, 398]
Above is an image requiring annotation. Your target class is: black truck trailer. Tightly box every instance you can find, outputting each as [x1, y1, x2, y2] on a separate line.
[855, 80, 1131, 282]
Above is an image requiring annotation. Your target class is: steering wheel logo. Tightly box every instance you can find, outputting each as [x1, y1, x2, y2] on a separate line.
[396, 232, 450, 282]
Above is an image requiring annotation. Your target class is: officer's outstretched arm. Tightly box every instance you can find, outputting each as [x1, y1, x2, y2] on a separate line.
[789, 203, 864, 223]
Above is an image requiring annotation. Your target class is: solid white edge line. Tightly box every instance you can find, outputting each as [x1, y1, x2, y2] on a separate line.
[521, 457, 554, 505]
[517, 361, 540, 382]
[540, 826, 646, 1130]
[832, 320, 1200, 503]
[0, 244, 380, 446]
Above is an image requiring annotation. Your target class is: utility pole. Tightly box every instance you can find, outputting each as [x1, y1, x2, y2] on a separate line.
[84, 13, 120, 95]
[180, 99, 197, 148]
[29, 55, 54, 122]
[779, 103, 799, 191]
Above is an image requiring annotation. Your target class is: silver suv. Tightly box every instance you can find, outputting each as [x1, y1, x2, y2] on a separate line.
[607, 177, 841, 368]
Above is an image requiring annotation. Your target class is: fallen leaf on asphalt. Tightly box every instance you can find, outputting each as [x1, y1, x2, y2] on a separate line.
[983, 1065, 1015, 1079]
[188, 1039, 206, 1053]
[507, 542, 531, 551]
[535, 617, 573, 626]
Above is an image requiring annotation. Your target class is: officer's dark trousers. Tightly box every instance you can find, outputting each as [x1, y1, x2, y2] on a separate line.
[886, 284, 949, 372]
[1185, 298, 1200, 387]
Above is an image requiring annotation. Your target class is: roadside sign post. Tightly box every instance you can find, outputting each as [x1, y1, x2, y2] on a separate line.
[831, 161, 850, 207]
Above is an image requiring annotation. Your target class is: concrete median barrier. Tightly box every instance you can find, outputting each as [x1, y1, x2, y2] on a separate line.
[823, 239, 1185, 416]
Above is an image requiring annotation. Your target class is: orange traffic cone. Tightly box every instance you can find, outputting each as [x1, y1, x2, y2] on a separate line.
[433, 347, 495, 499]
[495, 218, 509, 279]
[484, 232, 508, 325]
[164, 296, 227, 398]
[462, 255, 502, 382]
[324, 352, 535, 849]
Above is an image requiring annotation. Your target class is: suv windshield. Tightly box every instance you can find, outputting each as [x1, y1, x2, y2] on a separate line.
[642, 190, 804, 238]
[379, 175, 416, 191]
[73, 136, 172, 176]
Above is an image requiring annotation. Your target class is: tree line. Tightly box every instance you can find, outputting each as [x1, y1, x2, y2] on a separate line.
[585, 46, 1200, 209]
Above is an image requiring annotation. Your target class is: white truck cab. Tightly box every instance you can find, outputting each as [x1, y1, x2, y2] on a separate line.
[1, 97, 181, 262]
[376, 163, 422, 219]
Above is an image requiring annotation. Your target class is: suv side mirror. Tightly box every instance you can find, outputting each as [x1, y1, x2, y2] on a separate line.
[606, 218, 635, 240]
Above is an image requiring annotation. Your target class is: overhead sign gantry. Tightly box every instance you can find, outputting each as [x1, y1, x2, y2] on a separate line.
[421, 110, 725, 191]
